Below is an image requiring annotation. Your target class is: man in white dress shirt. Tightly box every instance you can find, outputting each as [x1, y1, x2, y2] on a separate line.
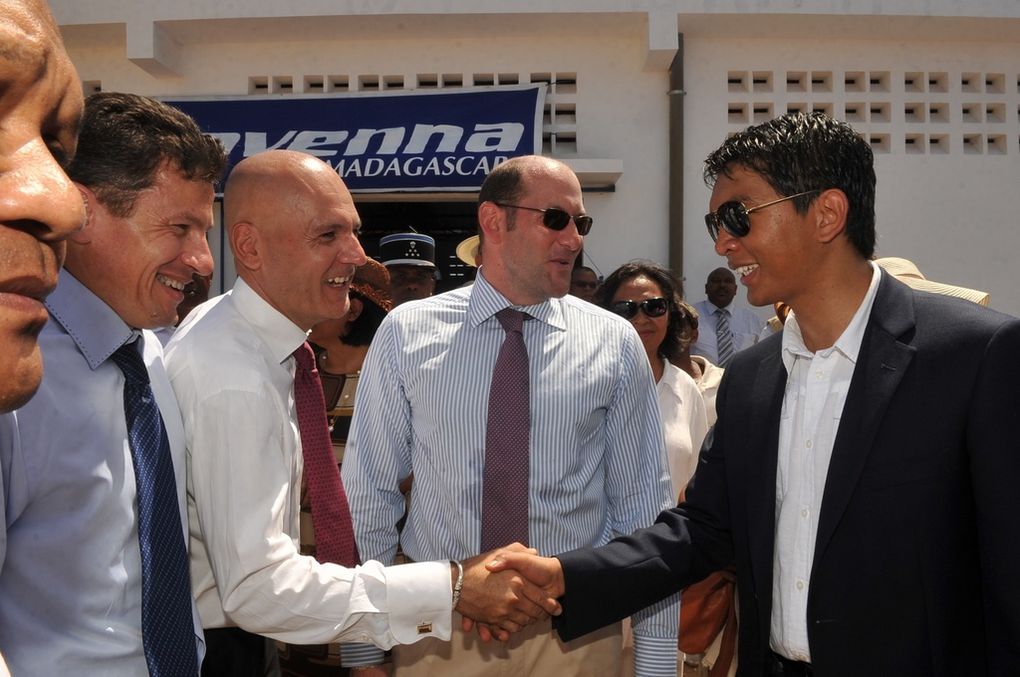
[165, 150, 556, 676]
[2, 91, 226, 675]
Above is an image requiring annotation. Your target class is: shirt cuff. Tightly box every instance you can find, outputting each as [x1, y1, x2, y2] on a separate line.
[340, 643, 385, 667]
[385, 560, 453, 645]
[632, 632, 679, 677]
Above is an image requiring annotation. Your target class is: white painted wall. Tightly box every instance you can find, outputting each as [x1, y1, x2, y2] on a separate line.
[52, 2, 1020, 316]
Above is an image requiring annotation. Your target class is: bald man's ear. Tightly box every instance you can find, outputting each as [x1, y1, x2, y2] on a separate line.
[230, 221, 262, 271]
[477, 201, 506, 244]
[814, 188, 849, 245]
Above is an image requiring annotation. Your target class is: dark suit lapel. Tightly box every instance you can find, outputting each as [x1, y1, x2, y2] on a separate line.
[746, 348, 787, 599]
[814, 272, 917, 564]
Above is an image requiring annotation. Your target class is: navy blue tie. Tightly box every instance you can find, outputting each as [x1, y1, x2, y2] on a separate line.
[111, 339, 199, 677]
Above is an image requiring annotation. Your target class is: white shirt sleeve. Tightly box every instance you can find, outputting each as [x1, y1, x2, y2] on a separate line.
[182, 381, 452, 647]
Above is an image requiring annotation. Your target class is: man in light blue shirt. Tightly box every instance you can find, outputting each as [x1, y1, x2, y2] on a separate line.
[1, 92, 225, 675]
[343, 155, 679, 676]
[691, 267, 765, 365]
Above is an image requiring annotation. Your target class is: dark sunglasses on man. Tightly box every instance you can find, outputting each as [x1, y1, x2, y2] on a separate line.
[704, 189, 820, 242]
[608, 297, 670, 320]
[494, 202, 594, 236]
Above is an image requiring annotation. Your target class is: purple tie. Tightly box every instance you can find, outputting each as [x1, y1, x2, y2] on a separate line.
[293, 342, 359, 567]
[480, 308, 531, 551]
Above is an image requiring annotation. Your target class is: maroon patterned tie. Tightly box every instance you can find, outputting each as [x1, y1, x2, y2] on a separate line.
[293, 342, 359, 566]
[480, 308, 531, 551]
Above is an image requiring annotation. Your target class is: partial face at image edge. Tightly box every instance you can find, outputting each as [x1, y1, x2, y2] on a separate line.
[0, 0, 86, 411]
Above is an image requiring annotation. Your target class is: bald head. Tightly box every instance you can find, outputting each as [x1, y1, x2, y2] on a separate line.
[223, 150, 366, 330]
[225, 150, 352, 234]
[478, 154, 579, 211]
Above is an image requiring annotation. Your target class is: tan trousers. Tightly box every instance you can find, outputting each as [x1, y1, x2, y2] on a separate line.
[393, 614, 622, 677]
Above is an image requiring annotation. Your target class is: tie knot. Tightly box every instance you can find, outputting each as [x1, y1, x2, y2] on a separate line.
[495, 307, 526, 334]
[718, 308, 730, 317]
[110, 339, 150, 386]
[293, 341, 316, 373]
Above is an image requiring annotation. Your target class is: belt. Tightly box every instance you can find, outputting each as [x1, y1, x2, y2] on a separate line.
[767, 650, 814, 677]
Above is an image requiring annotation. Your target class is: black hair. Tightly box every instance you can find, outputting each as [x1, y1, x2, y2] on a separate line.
[69, 92, 226, 217]
[594, 260, 691, 362]
[703, 111, 876, 259]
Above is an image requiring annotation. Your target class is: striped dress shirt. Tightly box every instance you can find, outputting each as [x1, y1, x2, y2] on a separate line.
[343, 272, 680, 675]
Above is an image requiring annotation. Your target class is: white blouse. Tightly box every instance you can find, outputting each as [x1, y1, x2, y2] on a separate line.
[656, 360, 710, 500]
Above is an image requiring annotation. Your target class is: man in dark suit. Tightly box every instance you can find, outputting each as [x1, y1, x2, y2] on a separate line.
[489, 112, 1020, 676]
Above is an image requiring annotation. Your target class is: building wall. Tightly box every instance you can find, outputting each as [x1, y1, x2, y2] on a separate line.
[53, 3, 1020, 316]
[683, 35, 1020, 316]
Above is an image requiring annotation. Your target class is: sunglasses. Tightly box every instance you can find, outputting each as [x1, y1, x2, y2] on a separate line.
[494, 202, 594, 236]
[608, 297, 670, 320]
[704, 189, 820, 242]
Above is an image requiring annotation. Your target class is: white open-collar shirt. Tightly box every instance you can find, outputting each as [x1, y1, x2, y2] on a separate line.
[771, 263, 881, 662]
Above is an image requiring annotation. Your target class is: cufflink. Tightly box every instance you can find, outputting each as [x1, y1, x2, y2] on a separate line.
[417, 622, 432, 634]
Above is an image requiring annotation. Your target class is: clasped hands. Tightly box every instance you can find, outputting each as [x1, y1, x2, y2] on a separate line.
[453, 543, 566, 642]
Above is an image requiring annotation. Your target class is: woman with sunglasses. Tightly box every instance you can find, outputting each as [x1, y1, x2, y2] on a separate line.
[595, 261, 710, 500]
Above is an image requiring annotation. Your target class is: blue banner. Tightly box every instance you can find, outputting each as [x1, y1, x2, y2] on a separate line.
[165, 85, 545, 192]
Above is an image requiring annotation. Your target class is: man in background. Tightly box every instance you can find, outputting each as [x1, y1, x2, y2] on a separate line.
[2, 92, 225, 675]
[380, 232, 437, 306]
[691, 267, 764, 366]
[569, 265, 599, 302]
[874, 256, 990, 306]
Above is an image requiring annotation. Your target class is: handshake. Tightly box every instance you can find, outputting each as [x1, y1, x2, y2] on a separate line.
[453, 544, 567, 642]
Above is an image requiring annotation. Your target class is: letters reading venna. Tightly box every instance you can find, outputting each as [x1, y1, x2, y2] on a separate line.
[210, 123, 525, 159]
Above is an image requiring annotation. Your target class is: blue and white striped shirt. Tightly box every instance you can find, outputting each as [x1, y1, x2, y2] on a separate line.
[343, 272, 679, 675]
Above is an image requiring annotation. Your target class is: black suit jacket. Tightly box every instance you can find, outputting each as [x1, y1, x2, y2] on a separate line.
[554, 272, 1020, 676]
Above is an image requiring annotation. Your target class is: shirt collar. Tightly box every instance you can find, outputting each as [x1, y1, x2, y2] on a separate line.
[230, 277, 310, 365]
[45, 272, 139, 370]
[657, 359, 687, 399]
[466, 269, 566, 331]
[782, 261, 882, 371]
